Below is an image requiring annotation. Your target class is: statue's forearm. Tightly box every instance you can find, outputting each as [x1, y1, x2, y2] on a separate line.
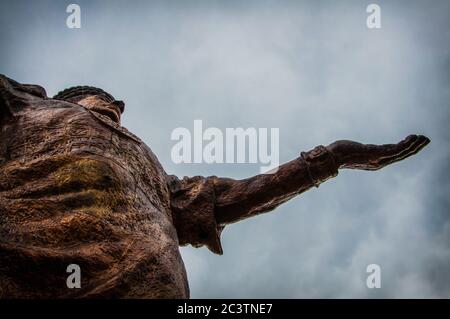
[212, 145, 339, 225]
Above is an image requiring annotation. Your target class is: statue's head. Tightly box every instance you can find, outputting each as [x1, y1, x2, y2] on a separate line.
[53, 86, 125, 124]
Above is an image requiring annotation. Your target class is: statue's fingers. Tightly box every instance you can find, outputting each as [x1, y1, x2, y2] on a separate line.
[368, 135, 417, 161]
[391, 135, 429, 160]
[378, 135, 430, 166]
[399, 135, 430, 159]
[337, 135, 429, 171]
[377, 134, 420, 159]
[395, 134, 419, 153]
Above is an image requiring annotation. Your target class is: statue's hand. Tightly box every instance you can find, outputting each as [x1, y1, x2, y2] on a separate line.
[327, 134, 430, 170]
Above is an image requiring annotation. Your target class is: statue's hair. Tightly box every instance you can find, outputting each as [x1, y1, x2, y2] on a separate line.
[53, 86, 115, 103]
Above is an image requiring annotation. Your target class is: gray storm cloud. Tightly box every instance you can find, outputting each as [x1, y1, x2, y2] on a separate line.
[1, 0, 449, 298]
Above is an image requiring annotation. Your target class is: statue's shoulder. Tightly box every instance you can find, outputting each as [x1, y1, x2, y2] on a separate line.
[0, 75, 144, 145]
[0, 75, 93, 125]
[0, 74, 48, 121]
[0, 74, 47, 98]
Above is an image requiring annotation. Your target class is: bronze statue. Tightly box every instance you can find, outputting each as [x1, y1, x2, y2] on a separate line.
[0, 75, 429, 298]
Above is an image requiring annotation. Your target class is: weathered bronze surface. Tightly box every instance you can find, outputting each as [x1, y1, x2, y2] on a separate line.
[0, 75, 429, 298]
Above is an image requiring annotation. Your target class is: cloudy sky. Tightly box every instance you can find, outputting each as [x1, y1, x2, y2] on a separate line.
[1, 0, 449, 298]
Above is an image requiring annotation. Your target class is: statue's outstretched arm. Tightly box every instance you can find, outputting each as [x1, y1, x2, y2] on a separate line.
[211, 135, 430, 225]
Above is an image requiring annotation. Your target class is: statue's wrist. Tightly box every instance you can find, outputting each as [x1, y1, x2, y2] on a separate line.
[300, 145, 339, 187]
[325, 145, 345, 168]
